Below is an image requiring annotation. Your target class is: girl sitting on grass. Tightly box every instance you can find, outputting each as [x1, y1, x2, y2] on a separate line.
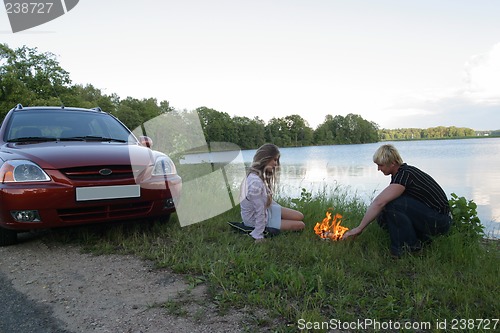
[240, 143, 305, 242]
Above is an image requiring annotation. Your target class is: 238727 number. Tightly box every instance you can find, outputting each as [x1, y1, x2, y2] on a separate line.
[451, 319, 499, 330]
[5, 2, 53, 14]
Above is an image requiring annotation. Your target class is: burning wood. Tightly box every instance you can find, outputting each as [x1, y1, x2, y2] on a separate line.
[314, 210, 349, 241]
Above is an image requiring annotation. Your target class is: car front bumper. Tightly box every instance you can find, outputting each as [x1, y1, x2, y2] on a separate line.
[0, 175, 182, 231]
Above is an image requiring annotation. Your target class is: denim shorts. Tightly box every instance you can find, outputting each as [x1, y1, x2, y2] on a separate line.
[267, 202, 282, 229]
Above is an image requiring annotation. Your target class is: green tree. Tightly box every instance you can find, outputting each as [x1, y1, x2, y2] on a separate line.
[196, 106, 237, 145]
[313, 113, 378, 145]
[118, 97, 162, 128]
[283, 114, 314, 146]
[114, 104, 142, 131]
[159, 100, 174, 113]
[379, 126, 477, 140]
[265, 117, 292, 147]
[314, 115, 335, 145]
[61, 84, 116, 112]
[232, 116, 266, 149]
[0, 43, 72, 117]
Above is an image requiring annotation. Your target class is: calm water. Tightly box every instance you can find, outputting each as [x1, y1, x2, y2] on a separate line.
[240, 138, 500, 238]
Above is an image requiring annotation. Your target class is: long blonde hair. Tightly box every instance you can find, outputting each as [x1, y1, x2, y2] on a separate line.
[242, 143, 280, 206]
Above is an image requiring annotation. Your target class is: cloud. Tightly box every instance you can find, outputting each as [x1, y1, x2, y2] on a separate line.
[381, 43, 500, 130]
[462, 42, 500, 104]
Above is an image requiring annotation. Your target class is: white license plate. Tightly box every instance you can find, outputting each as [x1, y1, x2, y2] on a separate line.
[76, 185, 141, 201]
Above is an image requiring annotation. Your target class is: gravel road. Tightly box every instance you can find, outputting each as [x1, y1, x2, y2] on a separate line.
[0, 272, 71, 333]
[0, 234, 262, 333]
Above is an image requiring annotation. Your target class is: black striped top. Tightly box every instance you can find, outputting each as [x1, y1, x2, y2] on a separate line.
[391, 163, 450, 214]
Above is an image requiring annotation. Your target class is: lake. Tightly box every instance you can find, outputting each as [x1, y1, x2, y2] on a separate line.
[239, 138, 500, 238]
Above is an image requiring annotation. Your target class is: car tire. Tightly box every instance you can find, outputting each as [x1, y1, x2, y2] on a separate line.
[0, 227, 18, 246]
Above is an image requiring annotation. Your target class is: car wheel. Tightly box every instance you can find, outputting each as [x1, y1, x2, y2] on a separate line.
[0, 227, 18, 246]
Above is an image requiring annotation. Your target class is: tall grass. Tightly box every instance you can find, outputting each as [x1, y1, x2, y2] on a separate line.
[45, 186, 499, 332]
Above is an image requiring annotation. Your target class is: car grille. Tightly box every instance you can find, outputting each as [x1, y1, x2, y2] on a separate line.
[61, 165, 139, 180]
[58, 201, 153, 222]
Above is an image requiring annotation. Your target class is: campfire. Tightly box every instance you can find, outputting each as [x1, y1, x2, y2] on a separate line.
[314, 209, 349, 241]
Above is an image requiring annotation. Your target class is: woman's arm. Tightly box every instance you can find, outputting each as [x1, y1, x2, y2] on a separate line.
[246, 176, 268, 240]
[342, 183, 405, 239]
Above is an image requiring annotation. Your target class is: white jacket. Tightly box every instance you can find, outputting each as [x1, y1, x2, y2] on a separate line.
[240, 173, 270, 239]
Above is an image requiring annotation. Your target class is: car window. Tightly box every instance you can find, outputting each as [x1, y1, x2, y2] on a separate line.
[5, 110, 133, 142]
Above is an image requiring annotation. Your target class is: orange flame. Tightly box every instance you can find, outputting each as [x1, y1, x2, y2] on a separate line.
[314, 210, 349, 241]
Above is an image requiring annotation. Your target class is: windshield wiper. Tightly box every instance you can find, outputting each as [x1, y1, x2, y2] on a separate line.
[84, 136, 127, 143]
[58, 137, 86, 141]
[9, 137, 57, 142]
[76, 136, 127, 143]
[57, 136, 126, 143]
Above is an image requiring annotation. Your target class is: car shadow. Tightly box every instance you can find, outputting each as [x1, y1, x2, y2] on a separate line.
[14, 218, 170, 246]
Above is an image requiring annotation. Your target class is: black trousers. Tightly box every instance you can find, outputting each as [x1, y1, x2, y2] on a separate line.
[377, 195, 451, 256]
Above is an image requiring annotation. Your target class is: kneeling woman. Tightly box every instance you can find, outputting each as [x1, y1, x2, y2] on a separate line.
[240, 143, 305, 241]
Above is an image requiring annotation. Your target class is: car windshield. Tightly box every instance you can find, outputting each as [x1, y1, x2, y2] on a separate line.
[5, 110, 134, 143]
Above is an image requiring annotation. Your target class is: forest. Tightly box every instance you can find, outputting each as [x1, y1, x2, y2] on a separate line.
[1, 43, 490, 150]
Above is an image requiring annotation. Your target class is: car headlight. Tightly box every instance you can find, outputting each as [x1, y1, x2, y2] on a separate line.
[152, 155, 177, 176]
[0, 160, 51, 182]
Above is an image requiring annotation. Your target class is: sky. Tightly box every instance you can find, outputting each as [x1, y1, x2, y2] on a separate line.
[1, 0, 500, 130]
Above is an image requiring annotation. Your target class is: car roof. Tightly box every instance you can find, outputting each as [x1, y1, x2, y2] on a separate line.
[11, 104, 105, 113]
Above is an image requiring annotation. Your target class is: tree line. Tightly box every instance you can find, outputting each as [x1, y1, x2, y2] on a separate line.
[1, 43, 484, 151]
[379, 127, 477, 141]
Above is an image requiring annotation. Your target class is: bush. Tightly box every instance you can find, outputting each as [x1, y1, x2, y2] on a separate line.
[448, 192, 484, 242]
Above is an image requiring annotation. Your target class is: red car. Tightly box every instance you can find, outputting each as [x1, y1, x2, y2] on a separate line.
[0, 104, 182, 245]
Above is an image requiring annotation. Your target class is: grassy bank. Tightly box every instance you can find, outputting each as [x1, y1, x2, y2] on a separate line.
[45, 187, 499, 332]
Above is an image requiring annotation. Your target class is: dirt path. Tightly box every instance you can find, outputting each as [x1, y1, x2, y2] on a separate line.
[0, 237, 255, 333]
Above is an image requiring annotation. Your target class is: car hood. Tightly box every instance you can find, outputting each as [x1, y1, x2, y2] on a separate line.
[0, 141, 156, 169]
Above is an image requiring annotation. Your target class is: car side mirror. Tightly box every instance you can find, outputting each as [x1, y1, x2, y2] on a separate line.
[139, 136, 153, 148]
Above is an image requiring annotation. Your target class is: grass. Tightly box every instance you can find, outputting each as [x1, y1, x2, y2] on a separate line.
[43, 186, 499, 332]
